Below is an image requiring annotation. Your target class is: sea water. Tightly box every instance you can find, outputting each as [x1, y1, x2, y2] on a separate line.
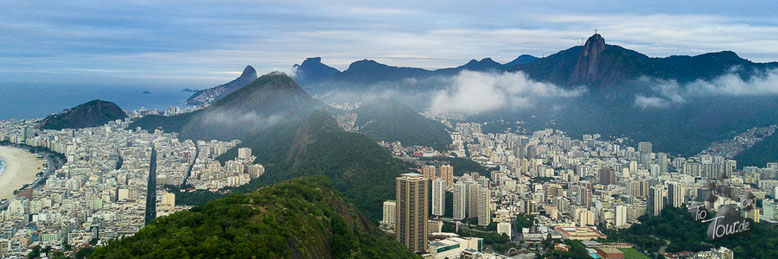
[0, 158, 6, 177]
[0, 84, 195, 121]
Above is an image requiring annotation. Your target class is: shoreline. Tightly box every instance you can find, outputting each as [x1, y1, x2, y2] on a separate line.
[0, 146, 45, 200]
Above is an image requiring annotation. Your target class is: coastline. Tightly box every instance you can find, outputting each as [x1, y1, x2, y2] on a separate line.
[0, 146, 45, 200]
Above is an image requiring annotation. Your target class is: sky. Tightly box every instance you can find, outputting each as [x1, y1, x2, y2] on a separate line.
[2, 0, 778, 88]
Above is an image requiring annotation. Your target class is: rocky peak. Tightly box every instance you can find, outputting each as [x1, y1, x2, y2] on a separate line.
[241, 65, 257, 77]
[568, 33, 607, 85]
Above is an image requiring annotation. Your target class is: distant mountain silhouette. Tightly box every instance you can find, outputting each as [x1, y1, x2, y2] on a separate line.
[292, 57, 340, 86]
[503, 54, 539, 66]
[185, 65, 258, 106]
[294, 34, 778, 93]
[40, 100, 127, 130]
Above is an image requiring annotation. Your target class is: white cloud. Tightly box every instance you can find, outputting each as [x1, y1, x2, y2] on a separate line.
[428, 71, 585, 115]
[634, 95, 673, 109]
[633, 68, 778, 108]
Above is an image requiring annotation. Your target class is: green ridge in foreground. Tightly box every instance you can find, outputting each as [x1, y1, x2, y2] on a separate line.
[91, 176, 418, 259]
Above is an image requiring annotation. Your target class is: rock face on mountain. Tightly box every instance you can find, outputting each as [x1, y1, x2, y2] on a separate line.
[132, 72, 327, 141]
[569, 33, 607, 85]
[185, 65, 258, 106]
[90, 176, 418, 258]
[40, 100, 127, 130]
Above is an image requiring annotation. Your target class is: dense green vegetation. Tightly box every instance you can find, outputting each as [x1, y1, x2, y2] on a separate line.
[174, 111, 414, 223]
[514, 214, 535, 230]
[91, 176, 418, 258]
[734, 132, 778, 168]
[604, 206, 778, 258]
[353, 98, 452, 151]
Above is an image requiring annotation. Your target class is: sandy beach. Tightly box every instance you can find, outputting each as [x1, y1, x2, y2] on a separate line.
[0, 146, 45, 200]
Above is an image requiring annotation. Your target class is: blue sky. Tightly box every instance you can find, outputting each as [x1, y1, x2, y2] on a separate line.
[2, 0, 777, 88]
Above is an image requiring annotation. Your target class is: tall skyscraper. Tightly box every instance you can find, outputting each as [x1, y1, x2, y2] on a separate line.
[396, 173, 429, 252]
[599, 167, 616, 185]
[382, 200, 396, 228]
[638, 141, 652, 154]
[658, 152, 669, 172]
[648, 185, 665, 216]
[453, 182, 467, 220]
[439, 165, 454, 187]
[615, 205, 627, 227]
[422, 165, 437, 180]
[477, 187, 490, 226]
[667, 182, 684, 208]
[431, 178, 445, 217]
[467, 183, 479, 218]
[579, 187, 592, 209]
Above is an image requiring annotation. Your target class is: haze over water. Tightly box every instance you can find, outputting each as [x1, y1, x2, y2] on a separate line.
[0, 84, 193, 121]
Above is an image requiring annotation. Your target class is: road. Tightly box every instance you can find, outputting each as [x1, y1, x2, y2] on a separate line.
[181, 142, 199, 186]
[144, 145, 157, 226]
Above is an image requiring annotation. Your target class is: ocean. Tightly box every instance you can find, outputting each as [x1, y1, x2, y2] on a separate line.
[0, 84, 195, 121]
[0, 158, 5, 176]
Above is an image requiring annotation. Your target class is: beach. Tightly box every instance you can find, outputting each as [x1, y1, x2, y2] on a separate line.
[0, 146, 45, 200]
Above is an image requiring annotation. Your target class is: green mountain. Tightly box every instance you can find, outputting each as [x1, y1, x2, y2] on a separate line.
[130, 72, 327, 140]
[202, 110, 414, 223]
[353, 99, 452, 150]
[40, 99, 127, 130]
[91, 176, 417, 258]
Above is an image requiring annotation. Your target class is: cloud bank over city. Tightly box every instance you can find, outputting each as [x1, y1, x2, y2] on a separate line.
[2, 1, 778, 87]
[634, 68, 778, 109]
[428, 71, 585, 115]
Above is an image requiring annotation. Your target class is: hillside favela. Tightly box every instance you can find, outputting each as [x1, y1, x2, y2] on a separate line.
[3, 1, 778, 259]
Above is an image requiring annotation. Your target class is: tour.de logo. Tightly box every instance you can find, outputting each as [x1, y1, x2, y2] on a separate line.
[687, 176, 756, 240]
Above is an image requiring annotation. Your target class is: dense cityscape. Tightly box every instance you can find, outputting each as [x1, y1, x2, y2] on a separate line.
[1, 105, 777, 258]
[4, 1, 778, 258]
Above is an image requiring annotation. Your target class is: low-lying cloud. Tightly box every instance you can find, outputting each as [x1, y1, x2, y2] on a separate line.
[634, 68, 778, 109]
[201, 110, 286, 130]
[428, 71, 585, 115]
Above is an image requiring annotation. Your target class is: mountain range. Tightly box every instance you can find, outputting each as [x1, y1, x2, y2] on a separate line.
[294, 33, 778, 93]
[289, 33, 778, 158]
